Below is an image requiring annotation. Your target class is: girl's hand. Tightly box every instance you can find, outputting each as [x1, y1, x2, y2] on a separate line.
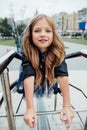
[60, 106, 74, 128]
[23, 108, 37, 128]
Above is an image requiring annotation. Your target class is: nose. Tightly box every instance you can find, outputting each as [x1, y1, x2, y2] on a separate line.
[40, 31, 46, 37]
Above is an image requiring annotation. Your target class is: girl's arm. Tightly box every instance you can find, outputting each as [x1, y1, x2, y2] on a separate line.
[21, 51, 37, 127]
[57, 76, 74, 128]
[23, 76, 37, 128]
[57, 76, 70, 105]
[24, 76, 35, 108]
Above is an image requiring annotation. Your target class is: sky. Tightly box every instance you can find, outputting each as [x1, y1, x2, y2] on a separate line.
[0, 0, 87, 20]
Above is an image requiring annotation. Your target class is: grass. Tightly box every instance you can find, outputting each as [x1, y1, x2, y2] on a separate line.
[0, 38, 87, 47]
[0, 39, 16, 47]
[63, 38, 87, 45]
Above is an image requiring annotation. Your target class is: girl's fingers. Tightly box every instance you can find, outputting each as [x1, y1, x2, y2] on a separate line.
[34, 115, 38, 125]
[64, 118, 71, 128]
[32, 116, 37, 127]
[32, 117, 35, 127]
[60, 113, 72, 128]
[29, 115, 37, 128]
[60, 112, 64, 122]
[23, 115, 36, 128]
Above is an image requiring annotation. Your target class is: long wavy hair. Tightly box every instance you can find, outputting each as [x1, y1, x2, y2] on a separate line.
[23, 14, 65, 87]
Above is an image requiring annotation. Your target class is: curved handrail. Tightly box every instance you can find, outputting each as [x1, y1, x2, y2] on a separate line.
[0, 50, 21, 74]
[0, 49, 87, 128]
[0, 49, 87, 105]
[0, 48, 87, 75]
[0, 50, 21, 106]
[65, 49, 87, 59]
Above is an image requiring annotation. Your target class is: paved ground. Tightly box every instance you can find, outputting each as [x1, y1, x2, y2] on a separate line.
[64, 42, 87, 70]
[0, 70, 87, 130]
[0, 42, 87, 130]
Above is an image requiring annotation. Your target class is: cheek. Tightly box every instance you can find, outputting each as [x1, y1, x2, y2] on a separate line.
[32, 33, 36, 43]
[32, 34, 39, 45]
[32, 33, 38, 40]
[50, 34, 53, 42]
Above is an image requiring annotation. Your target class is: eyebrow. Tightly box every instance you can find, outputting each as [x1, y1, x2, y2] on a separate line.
[33, 27, 52, 30]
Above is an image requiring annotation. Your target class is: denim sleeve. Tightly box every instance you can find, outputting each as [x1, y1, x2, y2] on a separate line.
[54, 59, 68, 77]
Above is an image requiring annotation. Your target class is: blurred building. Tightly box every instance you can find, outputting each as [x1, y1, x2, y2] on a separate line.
[78, 8, 87, 22]
[68, 12, 78, 31]
[52, 7, 87, 32]
[52, 12, 78, 32]
[6, 7, 87, 33]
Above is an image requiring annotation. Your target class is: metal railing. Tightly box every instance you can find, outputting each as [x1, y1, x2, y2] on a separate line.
[0, 50, 21, 130]
[0, 49, 87, 130]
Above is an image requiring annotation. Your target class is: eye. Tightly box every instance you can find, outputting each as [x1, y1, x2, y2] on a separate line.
[46, 29, 52, 32]
[34, 30, 41, 32]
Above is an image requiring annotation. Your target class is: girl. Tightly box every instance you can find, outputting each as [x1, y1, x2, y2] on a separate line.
[22, 14, 74, 128]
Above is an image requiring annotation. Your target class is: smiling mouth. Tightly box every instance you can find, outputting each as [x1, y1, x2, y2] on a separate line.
[39, 39, 47, 43]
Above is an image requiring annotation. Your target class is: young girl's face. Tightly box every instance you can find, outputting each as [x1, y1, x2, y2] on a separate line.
[32, 18, 53, 52]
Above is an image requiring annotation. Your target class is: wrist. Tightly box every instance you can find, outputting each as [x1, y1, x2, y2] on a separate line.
[63, 104, 71, 107]
[26, 105, 35, 110]
[26, 107, 35, 112]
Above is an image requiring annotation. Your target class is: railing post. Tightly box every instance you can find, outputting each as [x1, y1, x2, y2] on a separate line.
[54, 94, 57, 111]
[84, 117, 87, 130]
[1, 68, 16, 130]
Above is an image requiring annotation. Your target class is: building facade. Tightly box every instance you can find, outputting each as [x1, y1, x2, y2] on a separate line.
[52, 8, 87, 32]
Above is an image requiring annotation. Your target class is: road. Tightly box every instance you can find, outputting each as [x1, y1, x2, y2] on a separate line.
[64, 42, 87, 70]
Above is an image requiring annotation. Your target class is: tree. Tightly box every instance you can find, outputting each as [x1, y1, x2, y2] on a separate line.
[0, 18, 13, 38]
[17, 23, 26, 35]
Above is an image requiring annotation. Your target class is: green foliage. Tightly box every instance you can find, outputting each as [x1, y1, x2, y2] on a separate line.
[63, 38, 87, 45]
[84, 32, 87, 39]
[0, 18, 13, 37]
[17, 23, 26, 35]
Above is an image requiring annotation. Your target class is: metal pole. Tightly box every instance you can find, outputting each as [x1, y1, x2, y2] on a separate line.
[84, 117, 87, 130]
[1, 68, 16, 130]
[0, 109, 87, 117]
[54, 94, 57, 111]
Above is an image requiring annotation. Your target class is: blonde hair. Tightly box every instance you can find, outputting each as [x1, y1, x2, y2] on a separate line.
[23, 14, 65, 87]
